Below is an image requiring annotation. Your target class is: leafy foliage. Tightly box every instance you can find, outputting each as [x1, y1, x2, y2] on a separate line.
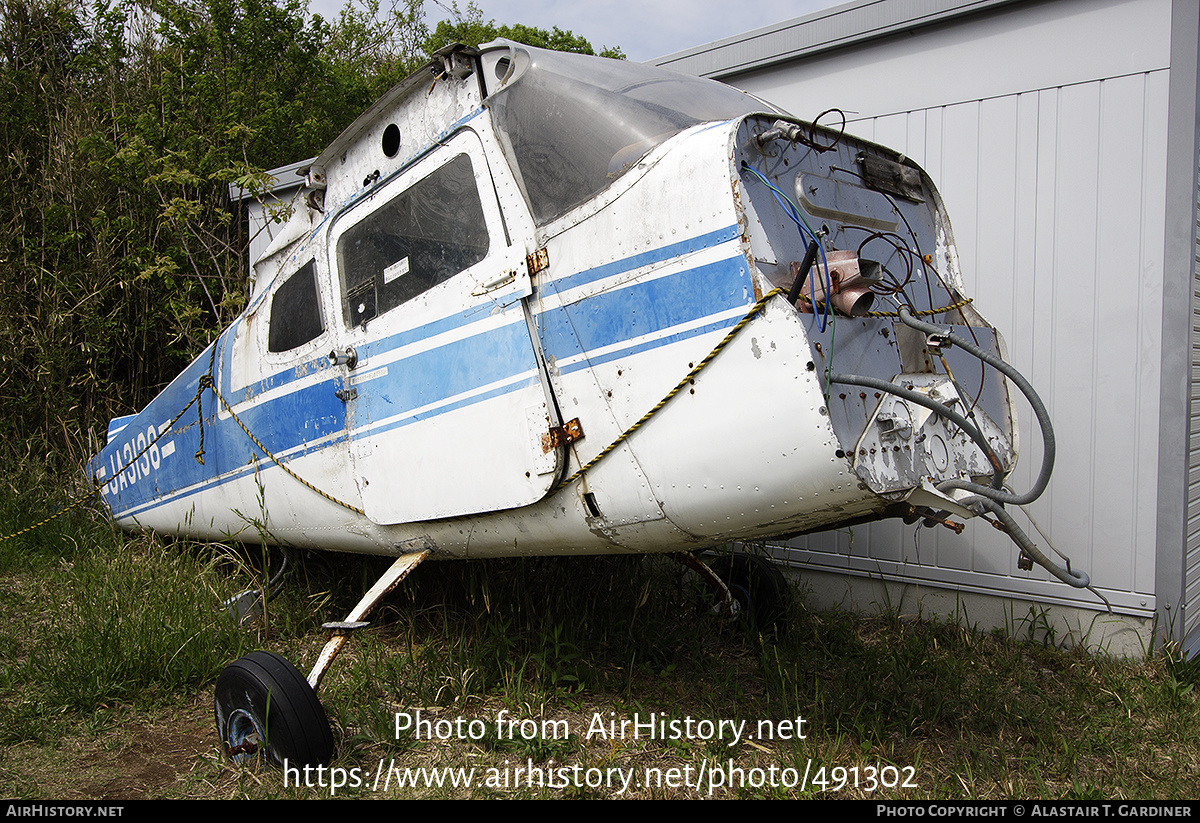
[424, 0, 625, 58]
[0, 0, 620, 470]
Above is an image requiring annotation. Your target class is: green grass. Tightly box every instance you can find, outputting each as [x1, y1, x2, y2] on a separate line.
[0, 483, 1198, 798]
[0, 480, 254, 734]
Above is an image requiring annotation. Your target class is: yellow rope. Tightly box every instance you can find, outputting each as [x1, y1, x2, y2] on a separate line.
[207, 381, 366, 516]
[0, 483, 103, 545]
[0, 371, 367, 546]
[211, 285, 788, 510]
[0, 383, 206, 545]
[553, 288, 786, 492]
[3, 288, 972, 543]
[799, 296, 974, 319]
[865, 297, 973, 318]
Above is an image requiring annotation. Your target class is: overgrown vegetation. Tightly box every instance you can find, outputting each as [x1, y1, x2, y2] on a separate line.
[0, 0, 618, 471]
[0, 506, 1197, 798]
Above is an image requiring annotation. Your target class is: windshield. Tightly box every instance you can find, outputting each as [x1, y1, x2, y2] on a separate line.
[482, 42, 775, 225]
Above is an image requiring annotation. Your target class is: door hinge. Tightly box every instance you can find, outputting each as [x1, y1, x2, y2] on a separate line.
[541, 418, 583, 452]
[526, 247, 549, 275]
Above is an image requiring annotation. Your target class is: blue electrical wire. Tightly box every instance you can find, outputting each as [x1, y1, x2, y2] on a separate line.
[741, 163, 831, 332]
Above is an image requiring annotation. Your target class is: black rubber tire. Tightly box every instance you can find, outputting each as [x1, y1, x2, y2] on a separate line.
[708, 553, 789, 637]
[214, 650, 334, 767]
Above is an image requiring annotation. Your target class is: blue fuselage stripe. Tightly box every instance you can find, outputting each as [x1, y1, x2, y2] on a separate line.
[548, 224, 741, 295]
[538, 256, 751, 365]
[94, 226, 751, 518]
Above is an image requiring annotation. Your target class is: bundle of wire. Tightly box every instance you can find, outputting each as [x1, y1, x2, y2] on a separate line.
[741, 163, 832, 333]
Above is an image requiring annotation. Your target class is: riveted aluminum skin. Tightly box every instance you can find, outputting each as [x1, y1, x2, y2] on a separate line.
[88, 40, 1022, 565]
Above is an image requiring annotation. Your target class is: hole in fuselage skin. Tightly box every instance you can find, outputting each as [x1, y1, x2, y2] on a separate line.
[382, 123, 401, 158]
[583, 492, 602, 518]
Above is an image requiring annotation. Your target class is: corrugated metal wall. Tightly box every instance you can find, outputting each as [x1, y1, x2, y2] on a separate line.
[785, 75, 1169, 618]
[1188, 147, 1200, 641]
[672, 0, 1178, 622]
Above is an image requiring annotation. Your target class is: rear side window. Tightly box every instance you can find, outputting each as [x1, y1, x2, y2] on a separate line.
[268, 260, 323, 353]
[338, 153, 489, 326]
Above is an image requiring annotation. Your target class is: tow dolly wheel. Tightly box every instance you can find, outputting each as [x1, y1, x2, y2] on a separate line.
[707, 553, 789, 637]
[215, 650, 334, 768]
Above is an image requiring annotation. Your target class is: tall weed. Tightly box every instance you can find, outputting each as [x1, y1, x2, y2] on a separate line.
[26, 536, 252, 710]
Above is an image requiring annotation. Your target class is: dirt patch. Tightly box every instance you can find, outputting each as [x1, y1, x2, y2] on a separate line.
[2, 695, 222, 800]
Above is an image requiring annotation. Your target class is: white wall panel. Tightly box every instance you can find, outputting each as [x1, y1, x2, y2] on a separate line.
[1187, 144, 1200, 637]
[702, 0, 1174, 617]
[707, 0, 1171, 123]
[1138, 70, 1170, 604]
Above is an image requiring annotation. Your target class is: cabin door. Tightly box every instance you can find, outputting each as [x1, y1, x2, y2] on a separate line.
[328, 131, 560, 524]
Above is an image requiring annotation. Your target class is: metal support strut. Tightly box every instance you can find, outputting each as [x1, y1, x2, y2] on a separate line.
[307, 551, 430, 690]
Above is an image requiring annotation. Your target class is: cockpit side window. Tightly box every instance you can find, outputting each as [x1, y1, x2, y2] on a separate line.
[484, 44, 773, 225]
[268, 259, 324, 353]
[337, 153, 489, 327]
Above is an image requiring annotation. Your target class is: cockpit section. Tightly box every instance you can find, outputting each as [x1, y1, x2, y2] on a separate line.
[478, 41, 778, 225]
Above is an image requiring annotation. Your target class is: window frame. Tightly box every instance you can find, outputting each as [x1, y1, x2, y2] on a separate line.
[265, 259, 325, 354]
[330, 137, 500, 330]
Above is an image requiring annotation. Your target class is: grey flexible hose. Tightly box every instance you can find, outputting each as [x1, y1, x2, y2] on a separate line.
[960, 495, 1090, 588]
[896, 308, 1056, 507]
[829, 308, 1086, 588]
